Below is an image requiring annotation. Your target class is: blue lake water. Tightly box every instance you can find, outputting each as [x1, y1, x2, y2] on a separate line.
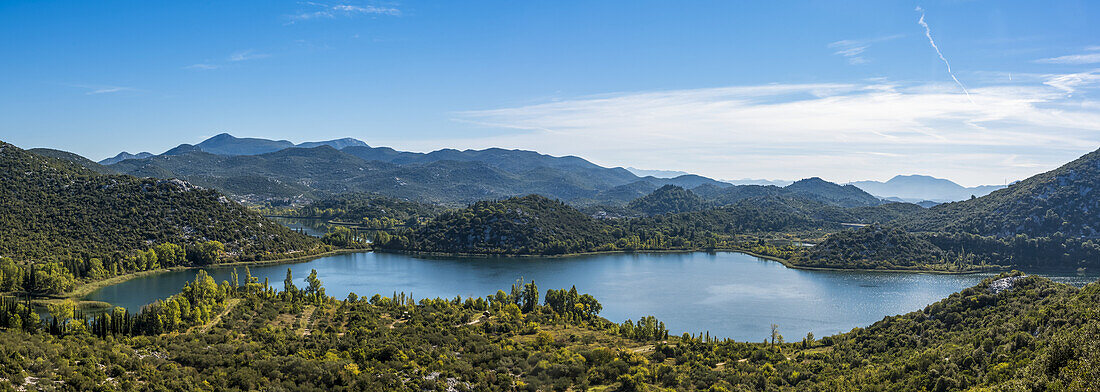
[85, 251, 1097, 341]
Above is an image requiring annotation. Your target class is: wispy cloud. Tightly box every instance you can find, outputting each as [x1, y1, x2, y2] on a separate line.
[228, 49, 270, 62]
[916, 6, 973, 104]
[447, 77, 1100, 186]
[184, 50, 269, 71]
[287, 2, 400, 23]
[70, 84, 136, 95]
[184, 63, 219, 70]
[827, 35, 902, 65]
[1035, 49, 1100, 65]
[1043, 69, 1100, 94]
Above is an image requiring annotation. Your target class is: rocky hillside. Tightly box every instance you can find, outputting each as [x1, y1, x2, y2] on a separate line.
[905, 147, 1100, 239]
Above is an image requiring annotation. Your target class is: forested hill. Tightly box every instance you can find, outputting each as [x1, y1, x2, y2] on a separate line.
[378, 195, 613, 255]
[784, 177, 883, 207]
[626, 185, 707, 215]
[792, 225, 952, 270]
[27, 148, 112, 174]
[0, 141, 320, 262]
[374, 194, 862, 256]
[276, 193, 444, 228]
[903, 147, 1100, 239]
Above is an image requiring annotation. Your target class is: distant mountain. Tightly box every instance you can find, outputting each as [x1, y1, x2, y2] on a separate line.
[29, 148, 113, 174]
[625, 167, 690, 178]
[849, 175, 1004, 203]
[104, 134, 734, 206]
[191, 133, 370, 156]
[192, 133, 295, 155]
[690, 177, 886, 209]
[99, 151, 154, 165]
[296, 137, 368, 150]
[784, 177, 883, 207]
[692, 184, 785, 205]
[904, 147, 1100, 239]
[107, 146, 639, 205]
[626, 185, 707, 216]
[644, 174, 731, 189]
[724, 178, 793, 187]
[0, 140, 319, 261]
[341, 146, 642, 191]
[100, 134, 372, 162]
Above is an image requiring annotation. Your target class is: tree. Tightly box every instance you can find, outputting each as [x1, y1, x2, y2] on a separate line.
[188, 240, 225, 265]
[283, 268, 298, 297]
[305, 269, 325, 302]
[770, 324, 780, 345]
[0, 258, 22, 291]
[522, 280, 539, 312]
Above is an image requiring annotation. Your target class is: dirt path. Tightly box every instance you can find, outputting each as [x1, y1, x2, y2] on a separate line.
[298, 306, 317, 335]
[461, 314, 488, 327]
[196, 299, 242, 334]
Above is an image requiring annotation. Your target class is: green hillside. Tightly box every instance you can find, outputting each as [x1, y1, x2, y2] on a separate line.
[27, 148, 113, 174]
[0, 271, 1097, 390]
[277, 193, 444, 228]
[905, 147, 1100, 239]
[0, 141, 322, 292]
[784, 177, 883, 207]
[791, 225, 957, 270]
[626, 185, 708, 215]
[379, 195, 612, 255]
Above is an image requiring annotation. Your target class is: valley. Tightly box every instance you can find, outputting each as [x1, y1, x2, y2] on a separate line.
[2, 136, 1100, 391]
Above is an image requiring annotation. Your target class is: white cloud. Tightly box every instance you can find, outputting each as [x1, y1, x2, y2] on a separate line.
[288, 3, 400, 22]
[228, 50, 270, 62]
[1035, 53, 1100, 65]
[447, 78, 1100, 187]
[184, 63, 219, 70]
[70, 84, 135, 95]
[827, 35, 902, 65]
[1043, 69, 1100, 94]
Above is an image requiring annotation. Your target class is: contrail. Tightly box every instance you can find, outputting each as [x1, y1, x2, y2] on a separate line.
[916, 7, 974, 104]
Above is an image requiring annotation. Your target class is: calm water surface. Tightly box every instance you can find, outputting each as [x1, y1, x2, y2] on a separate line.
[85, 251, 1098, 341]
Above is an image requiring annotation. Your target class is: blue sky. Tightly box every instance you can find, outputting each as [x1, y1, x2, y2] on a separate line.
[2, 1, 1099, 186]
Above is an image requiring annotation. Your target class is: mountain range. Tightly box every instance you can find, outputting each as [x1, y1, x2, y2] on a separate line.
[68, 133, 1034, 211]
[849, 175, 1005, 203]
[94, 134, 733, 206]
[99, 151, 154, 165]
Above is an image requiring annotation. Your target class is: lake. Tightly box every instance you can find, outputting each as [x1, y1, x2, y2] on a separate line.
[84, 251, 1097, 341]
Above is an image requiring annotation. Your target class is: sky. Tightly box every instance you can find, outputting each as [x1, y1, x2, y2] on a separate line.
[2, 1, 1099, 186]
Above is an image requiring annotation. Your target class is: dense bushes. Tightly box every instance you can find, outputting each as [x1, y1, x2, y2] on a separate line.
[2, 272, 1098, 390]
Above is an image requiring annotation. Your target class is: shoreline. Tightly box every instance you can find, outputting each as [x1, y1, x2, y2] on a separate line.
[44, 247, 1004, 310]
[376, 248, 1002, 275]
[37, 248, 371, 308]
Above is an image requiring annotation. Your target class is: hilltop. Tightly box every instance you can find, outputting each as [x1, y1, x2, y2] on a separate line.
[625, 185, 708, 215]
